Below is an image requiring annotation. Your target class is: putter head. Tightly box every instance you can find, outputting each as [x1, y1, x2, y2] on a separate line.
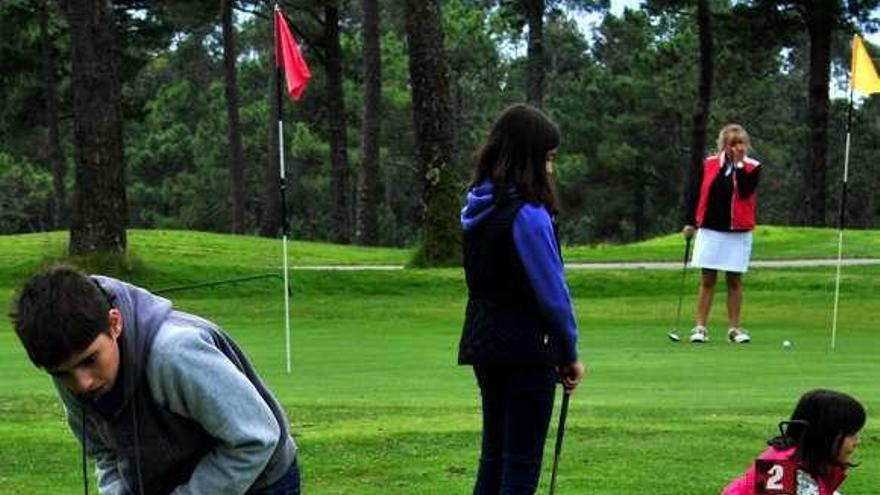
[668, 332, 681, 342]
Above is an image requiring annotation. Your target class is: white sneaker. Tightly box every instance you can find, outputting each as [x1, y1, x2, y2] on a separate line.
[690, 326, 709, 343]
[728, 327, 751, 343]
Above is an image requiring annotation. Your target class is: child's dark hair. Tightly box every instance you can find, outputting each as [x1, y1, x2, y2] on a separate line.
[10, 264, 113, 369]
[769, 389, 866, 477]
[472, 104, 561, 215]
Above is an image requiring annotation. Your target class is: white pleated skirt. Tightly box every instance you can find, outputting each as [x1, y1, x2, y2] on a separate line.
[691, 228, 753, 273]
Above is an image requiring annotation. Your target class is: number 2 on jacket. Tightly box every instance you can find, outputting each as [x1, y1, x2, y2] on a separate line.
[755, 459, 796, 494]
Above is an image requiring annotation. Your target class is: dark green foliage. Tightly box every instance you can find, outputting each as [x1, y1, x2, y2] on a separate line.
[1, 1, 880, 247]
[551, 10, 693, 242]
[0, 153, 53, 233]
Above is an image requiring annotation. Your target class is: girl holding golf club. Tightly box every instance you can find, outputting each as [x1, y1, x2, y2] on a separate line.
[458, 103, 585, 495]
[721, 389, 865, 495]
[683, 123, 761, 344]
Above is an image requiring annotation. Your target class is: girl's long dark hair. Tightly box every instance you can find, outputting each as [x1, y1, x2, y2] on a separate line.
[472, 104, 561, 215]
[769, 389, 865, 477]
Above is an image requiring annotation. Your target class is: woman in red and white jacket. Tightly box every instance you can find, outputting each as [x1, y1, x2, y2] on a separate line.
[683, 124, 761, 344]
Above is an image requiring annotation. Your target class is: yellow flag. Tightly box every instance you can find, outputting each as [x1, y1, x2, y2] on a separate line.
[852, 34, 880, 95]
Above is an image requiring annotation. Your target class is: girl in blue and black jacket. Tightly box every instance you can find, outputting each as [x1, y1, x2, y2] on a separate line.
[458, 104, 585, 495]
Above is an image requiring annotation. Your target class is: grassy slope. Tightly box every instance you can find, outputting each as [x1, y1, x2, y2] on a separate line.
[0, 229, 877, 494]
[4, 225, 878, 279]
[564, 225, 880, 261]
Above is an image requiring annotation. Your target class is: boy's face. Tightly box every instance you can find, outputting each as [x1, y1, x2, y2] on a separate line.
[47, 309, 123, 399]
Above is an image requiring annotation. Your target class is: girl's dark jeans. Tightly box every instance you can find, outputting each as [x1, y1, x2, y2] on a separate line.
[472, 364, 558, 495]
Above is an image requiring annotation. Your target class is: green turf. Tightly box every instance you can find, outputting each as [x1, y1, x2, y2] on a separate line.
[3, 226, 878, 278]
[564, 225, 880, 262]
[0, 230, 877, 494]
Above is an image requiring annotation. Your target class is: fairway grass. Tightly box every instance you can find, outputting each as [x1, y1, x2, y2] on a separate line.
[0, 231, 877, 494]
[564, 225, 880, 262]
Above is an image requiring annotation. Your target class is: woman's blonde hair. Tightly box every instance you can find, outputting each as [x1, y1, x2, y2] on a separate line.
[716, 124, 750, 154]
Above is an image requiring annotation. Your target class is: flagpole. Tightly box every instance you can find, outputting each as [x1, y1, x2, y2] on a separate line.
[275, 4, 292, 373]
[830, 87, 853, 351]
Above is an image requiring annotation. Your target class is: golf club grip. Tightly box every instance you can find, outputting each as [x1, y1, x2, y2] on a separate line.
[683, 235, 692, 265]
[556, 391, 570, 445]
[549, 390, 571, 495]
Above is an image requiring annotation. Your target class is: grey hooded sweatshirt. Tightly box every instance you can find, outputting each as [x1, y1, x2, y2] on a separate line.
[55, 276, 296, 495]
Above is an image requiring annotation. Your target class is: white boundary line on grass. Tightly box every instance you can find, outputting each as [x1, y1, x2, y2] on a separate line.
[292, 265, 404, 270]
[290, 258, 880, 271]
[567, 258, 880, 270]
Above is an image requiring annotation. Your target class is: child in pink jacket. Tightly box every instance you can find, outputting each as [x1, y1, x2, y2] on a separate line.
[722, 389, 865, 495]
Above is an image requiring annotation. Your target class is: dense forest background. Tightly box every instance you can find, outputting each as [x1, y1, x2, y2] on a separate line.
[2, 0, 879, 254]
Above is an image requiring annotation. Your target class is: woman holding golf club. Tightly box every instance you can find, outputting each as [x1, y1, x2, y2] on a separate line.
[683, 123, 761, 344]
[458, 103, 585, 495]
[721, 389, 865, 495]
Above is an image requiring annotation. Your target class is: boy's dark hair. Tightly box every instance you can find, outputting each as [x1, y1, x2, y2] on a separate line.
[10, 264, 113, 369]
[770, 389, 866, 477]
[473, 104, 561, 215]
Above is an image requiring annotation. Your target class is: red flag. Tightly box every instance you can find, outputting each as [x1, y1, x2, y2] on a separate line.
[274, 8, 311, 100]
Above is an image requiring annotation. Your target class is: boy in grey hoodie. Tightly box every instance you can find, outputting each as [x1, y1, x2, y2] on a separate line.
[11, 265, 299, 495]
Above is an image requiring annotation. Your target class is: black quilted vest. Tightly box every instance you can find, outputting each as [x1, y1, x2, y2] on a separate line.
[458, 199, 566, 365]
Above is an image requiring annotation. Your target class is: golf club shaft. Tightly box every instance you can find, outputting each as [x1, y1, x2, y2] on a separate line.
[673, 236, 692, 331]
[549, 389, 571, 495]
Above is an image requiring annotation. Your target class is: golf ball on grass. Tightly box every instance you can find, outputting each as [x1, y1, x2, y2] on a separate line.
[783, 340, 792, 349]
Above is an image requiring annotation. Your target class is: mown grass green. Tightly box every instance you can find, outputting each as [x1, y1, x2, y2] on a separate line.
[5, 225, 875, 281]
[564, 225, 880, 261]
[0, 229, 877, 494]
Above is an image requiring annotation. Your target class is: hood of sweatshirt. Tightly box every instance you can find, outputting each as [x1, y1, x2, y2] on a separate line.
[89, 275, 173, 415]
[461, 180, 522, 231]
[461, 180, 496, 231]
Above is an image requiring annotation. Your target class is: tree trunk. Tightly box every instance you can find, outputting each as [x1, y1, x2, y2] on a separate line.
[41, 0, 67, 229]
[524, 0, 545, 107]
[61, 0, 127, 255]
[260, 14, 282, 238]
[402, 0, 460, 266]
[325, 4, 351, 243]
[685, 0, 713, 217]
[356, 0, 381, 245]
[222, 0, 246, 233]
[803, 0, 834, 226]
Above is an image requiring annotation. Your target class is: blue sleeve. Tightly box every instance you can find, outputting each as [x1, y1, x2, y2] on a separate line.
[512, 204, 579, 363]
